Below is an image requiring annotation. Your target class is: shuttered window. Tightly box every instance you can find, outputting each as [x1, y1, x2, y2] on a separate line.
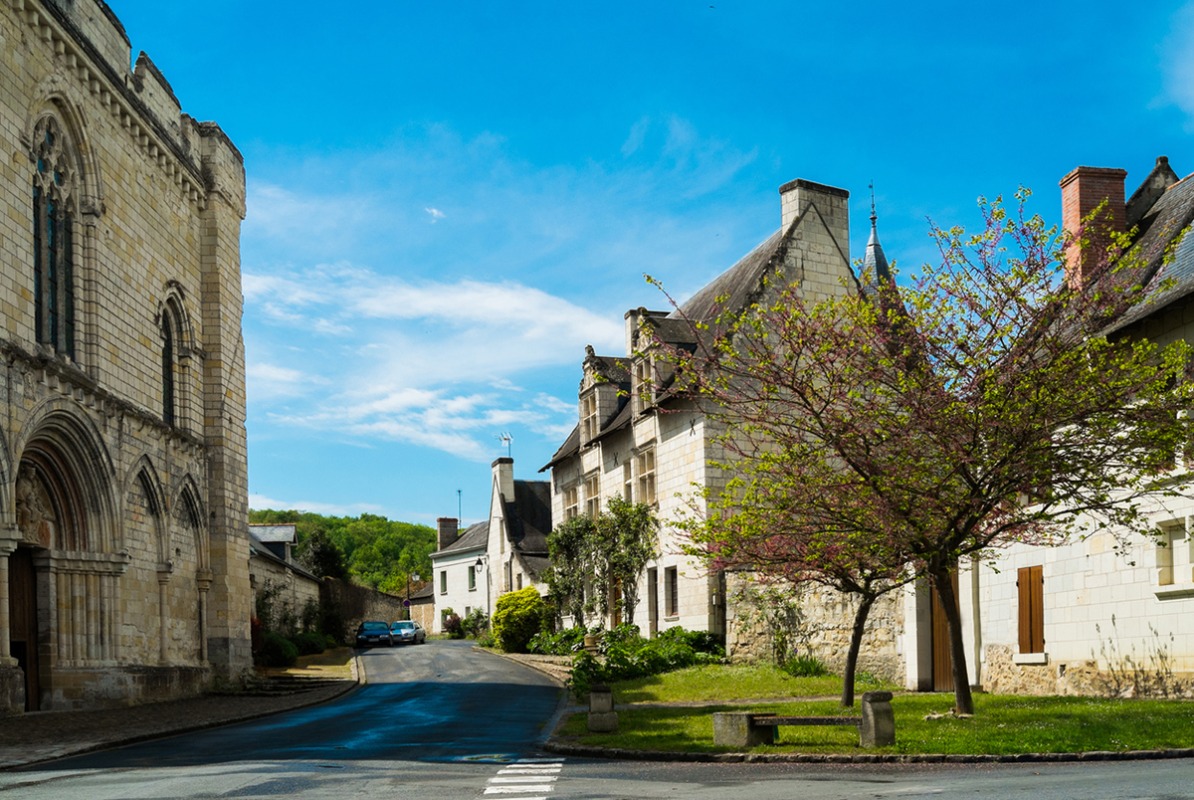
[1017, 565, 1044, 654]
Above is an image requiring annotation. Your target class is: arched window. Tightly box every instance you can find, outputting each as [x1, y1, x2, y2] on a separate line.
[31, 116, 77, 359]
[161, 312, 176, 426]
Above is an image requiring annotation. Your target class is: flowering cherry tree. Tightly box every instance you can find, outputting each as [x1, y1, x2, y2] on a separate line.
[657, 191, 1192, 714]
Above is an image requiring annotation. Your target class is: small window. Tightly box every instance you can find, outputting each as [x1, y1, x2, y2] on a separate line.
[465, 606, 471, 617]
[664, 566, 679, 618]
[1017, 565, 1044, 654]
[439, 570, 447, 595]
[623, 461, 634, 501]
[1157, 523, 1192, 587]
[516, 573, 523, 590]
[468, 564, 477, 591]
[633, 357, 653, 413]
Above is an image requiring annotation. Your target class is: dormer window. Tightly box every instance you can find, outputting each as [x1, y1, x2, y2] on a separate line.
[633, 356, 654, 414]
[581, 392, 598, 443]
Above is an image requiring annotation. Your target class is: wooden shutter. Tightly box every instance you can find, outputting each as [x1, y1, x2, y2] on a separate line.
[1017, 565, 1044, 654]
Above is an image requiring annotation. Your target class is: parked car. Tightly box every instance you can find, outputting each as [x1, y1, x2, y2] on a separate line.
[355, 620, 394, 648]
[390, 620, 426, 644]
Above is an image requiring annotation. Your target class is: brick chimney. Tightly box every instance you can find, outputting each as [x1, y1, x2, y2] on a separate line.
[436, 517, 459, 550]
[1060, 166, 1127, 287]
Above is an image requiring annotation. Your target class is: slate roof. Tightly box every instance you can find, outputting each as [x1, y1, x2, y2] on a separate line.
[1107, 165, 1194, 333]
[673, 229, 785, 323]
[506, 479, 552, 555]
[248, 524, 296, 544]
[248, 537, 319, 582]
[430, 520, 488, 558]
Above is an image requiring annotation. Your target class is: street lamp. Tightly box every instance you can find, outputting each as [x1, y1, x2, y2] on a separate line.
[406, 572, 420, 620]
[474, 555, 490, 620]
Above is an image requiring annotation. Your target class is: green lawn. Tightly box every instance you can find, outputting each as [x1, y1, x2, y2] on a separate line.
[556, 665, 1194, 755]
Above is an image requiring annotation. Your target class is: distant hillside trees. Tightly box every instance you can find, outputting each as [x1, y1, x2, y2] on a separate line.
[250, 509, 435, 596]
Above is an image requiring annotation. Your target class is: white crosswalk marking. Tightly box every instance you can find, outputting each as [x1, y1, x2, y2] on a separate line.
[482, 758, 564, 798]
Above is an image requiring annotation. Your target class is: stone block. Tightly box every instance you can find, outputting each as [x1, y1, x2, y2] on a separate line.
[859, 691, 895, 747]
[712, 711, 773, 747]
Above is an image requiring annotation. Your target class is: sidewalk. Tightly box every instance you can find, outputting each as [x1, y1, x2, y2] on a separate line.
[0, 677, 358, 770]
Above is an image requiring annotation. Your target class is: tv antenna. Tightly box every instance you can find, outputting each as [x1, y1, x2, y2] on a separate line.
[497, 432, 513, 458]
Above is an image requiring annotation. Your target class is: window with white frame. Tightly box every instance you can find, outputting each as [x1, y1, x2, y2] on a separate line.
[636, 449, 656, 505]
[633, 355, 655, 414]
[468, 564, 477, 591]
[439, 570, 447, 594]
[564, 485, 579, 520]
[623, 461, 634, 501]
[581, 392, 598, 442]
[1157, 521, 1193, 589]
[585, 474, 601, 517]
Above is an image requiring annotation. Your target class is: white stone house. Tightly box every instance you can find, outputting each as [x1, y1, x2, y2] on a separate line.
[947, 157, 1194, 696]
[543, 179, 871, 644]
[428, 518, 488, 633]
[429, 458, 552, 632]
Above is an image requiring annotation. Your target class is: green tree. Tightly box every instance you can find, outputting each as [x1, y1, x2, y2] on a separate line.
[544, 515, 597, 625]
[659, 191, 1193, 715]
[545, 499, 658, 627]
[600, 497, 659, 626]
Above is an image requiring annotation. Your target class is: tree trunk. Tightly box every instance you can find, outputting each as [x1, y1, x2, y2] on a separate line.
[841, 594, 875, 707]
[931, 568, 975, 715]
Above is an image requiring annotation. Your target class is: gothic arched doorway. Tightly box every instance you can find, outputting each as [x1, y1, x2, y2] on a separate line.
[8, 547, 39, 711]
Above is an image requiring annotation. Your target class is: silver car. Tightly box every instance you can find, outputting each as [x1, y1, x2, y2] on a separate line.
[390, 620, 426, 644]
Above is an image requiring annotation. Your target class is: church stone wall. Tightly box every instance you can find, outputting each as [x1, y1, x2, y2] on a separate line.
[0, 0, 250, 712]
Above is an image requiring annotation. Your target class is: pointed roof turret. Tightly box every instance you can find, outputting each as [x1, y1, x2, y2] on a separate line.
[862, 183, 891, 287]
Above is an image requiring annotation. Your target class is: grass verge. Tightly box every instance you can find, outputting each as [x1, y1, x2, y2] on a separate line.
[556, 665, 1194, 755]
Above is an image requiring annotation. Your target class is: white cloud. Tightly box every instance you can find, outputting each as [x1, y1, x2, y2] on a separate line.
[1162, 3, 1194, 127]
[248, 492, 385, 516]
[240, 117, 767, 464]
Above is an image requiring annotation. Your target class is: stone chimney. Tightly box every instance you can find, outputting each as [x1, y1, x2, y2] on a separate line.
[436, 517, 459, 550]
[492, 457, 515, 505]
[779, 178, 849, 243]
[1060, 166, 1127, 287]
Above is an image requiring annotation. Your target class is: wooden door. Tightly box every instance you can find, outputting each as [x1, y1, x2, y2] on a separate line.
[929, 573, 958, 693]
[8, 548, 39, 711]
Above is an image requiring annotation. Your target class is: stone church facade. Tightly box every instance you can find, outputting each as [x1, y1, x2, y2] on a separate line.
[0, 0, 251, 712]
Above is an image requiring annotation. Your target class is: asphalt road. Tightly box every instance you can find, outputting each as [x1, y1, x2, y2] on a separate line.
[1, 641, 1191, 799]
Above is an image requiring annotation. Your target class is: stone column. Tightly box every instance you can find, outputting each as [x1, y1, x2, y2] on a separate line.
[157, 564, 173, 664]
[0, 537, 17, 666]
[196, 569, 212, 663]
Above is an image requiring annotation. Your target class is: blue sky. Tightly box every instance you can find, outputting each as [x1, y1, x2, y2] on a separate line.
[106, 1, 1194, 526]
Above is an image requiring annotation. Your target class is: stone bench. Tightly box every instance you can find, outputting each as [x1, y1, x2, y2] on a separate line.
[712, 691, 895, 748]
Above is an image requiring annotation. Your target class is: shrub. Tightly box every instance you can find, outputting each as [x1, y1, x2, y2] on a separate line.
[258, 631, 298, 667]
[566, 625, 726, 697]
[443, 613, 464, 639]
[492, 587, 550, 653]
[460, 608, 489, 638]
[781, 654, 830, 677]
[529, 626, 587, 655]
[290, 631, 326, 656]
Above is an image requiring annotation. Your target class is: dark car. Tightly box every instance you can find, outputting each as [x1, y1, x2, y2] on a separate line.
[355, 620, 394, 647]
[390, 620, 426, 644]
